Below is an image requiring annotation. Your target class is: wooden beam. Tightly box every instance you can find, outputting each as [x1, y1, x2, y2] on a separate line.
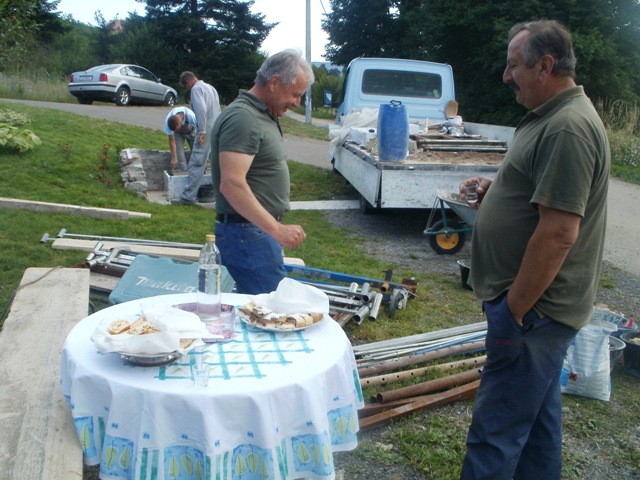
[0, 268, 87, 478]
[0, 197, 151, 220]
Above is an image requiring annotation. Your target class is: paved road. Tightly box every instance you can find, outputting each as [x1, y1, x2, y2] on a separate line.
[3, 99, 639, 277]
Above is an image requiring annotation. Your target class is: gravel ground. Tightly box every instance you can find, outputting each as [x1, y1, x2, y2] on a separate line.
[323, 208, 640, 318]
[324, 207, 640, 480]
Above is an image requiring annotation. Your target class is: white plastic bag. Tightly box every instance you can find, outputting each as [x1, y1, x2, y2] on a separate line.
[560, 318, 617, 401]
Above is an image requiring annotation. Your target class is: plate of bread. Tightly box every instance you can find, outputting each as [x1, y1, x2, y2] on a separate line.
[105, 316, 194, 366]
[238, 301, 324, 332]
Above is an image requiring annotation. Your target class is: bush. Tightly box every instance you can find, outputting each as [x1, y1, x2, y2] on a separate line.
[0, 109, 42, 152]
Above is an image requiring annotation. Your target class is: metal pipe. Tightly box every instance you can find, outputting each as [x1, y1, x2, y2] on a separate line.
[360, 282, 371, 301]
[330, 305, 360, 314]
[357, 333, 487, 365]
[353, 321, 487, 354]
[357, 340, 486, 378]
[359, 381, 480, 432]
[296, 280, 371, 300]
[326, 294, 366, 307]
[56, 228, 203, 249]
[358, 331, 485, 359]
[368, 293, 383, 320]
[376, 368, 482, 403]
[352, 305, 370, 325]
[361, 355, 487, 388]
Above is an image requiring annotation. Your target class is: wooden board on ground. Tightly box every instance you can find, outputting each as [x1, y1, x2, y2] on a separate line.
[51, 238, 306, 265]
[0, 196, 151, 220]
[52, 237, 199, 261]
[90, 271, 120, 295]
[0, 267, 88, 479]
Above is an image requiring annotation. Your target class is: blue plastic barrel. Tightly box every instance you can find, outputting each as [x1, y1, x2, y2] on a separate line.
[377, 100, 409, 162]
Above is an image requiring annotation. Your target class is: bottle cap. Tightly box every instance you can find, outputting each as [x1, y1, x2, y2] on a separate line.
[205, 233, 215, 243]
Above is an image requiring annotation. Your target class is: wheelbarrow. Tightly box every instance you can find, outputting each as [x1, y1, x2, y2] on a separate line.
[424, 189, 478, 254]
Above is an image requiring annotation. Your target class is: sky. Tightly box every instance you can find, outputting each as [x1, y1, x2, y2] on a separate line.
[56, 0, 331, 62]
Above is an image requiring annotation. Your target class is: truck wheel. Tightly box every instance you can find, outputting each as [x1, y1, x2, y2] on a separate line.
[359, 194, 377, 214]
[428, 220, 465, 254]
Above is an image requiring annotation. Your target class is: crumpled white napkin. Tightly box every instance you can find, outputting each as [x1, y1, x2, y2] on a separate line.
[91, 305, 209, 355]
[251, 277, 330, 315]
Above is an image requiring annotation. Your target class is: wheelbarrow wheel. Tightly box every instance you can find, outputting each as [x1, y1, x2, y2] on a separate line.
[428, 220, 466, 255]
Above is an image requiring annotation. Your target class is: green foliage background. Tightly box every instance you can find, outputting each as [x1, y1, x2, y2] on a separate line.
[323, 0, 640, 125]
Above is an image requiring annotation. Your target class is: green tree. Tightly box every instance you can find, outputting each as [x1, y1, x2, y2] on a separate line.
[108, 14, 177, 79]
[142, 0, 274, 103]
[0, 0, 39, 70]
[323, 0, 640, 125]
[18, 17, 100, 78]
[310, 64, 343, 109]
[32, 0, 68, 43]
[322, 0, 404, 65]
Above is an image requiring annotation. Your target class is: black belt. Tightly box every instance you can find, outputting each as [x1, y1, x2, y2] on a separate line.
[216, 213, 282, 223]
[216, 213, 250, 223]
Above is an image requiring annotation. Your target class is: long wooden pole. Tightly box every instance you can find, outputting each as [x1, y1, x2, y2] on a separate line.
[359, 380, 480, 432]
[0, 197, 151, 220]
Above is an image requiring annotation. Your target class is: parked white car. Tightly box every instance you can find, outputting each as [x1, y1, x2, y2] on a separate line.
[68, 64, 177, 106]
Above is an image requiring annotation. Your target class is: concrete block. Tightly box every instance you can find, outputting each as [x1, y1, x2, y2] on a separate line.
[164, 170, 212, 199]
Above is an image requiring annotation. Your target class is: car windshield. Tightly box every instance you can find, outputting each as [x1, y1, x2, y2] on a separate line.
[362, 69, 443, 99]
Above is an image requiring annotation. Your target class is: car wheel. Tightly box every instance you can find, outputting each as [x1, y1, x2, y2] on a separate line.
[78, 98, 93, 105]
[115, 87, 130, 106]
[163, 93, 176, 106]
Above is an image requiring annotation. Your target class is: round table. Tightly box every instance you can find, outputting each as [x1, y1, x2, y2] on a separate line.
[61, 293, 364, 480]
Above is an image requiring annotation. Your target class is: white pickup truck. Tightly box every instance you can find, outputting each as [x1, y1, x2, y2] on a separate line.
[330, 57, 515, 213]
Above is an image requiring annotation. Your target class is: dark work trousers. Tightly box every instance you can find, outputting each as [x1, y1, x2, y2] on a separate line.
[460, 294, 578, 480]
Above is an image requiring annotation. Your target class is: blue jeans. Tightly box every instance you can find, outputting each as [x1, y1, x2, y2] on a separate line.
[179, 136, 211, 202]
[214, 221, 286, 294]
[460, 295, 578, 480]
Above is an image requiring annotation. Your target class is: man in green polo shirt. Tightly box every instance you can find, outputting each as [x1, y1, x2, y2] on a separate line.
[458, 20, 610, 480]
[211, 50, 314, 294]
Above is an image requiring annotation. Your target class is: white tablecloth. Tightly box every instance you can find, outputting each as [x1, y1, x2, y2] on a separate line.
[61, 293, 364, 480]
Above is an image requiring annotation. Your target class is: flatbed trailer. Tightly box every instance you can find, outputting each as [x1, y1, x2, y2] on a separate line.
[333, 124, 513, 212]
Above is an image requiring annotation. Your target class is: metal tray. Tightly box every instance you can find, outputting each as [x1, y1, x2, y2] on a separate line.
[119, 350, 182, 367]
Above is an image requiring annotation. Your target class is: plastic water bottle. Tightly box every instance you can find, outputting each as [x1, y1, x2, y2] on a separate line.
[197, 234, 221, 326]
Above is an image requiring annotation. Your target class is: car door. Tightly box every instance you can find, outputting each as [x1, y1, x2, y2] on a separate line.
[128, 66, 164, 104]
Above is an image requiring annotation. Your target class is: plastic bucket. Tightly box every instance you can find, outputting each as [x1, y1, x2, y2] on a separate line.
[620, 331, 640, 378]
[197, 184, 215, 203]
[609, 335, 626, 372]
[456, 259, 472, 291]
[377, 101, 409, 162]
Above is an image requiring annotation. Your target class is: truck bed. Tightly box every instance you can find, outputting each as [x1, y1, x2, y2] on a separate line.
[334, 139, 506, 210]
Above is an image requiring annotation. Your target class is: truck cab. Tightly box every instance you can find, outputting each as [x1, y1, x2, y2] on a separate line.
[335, 57, 455, 125]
